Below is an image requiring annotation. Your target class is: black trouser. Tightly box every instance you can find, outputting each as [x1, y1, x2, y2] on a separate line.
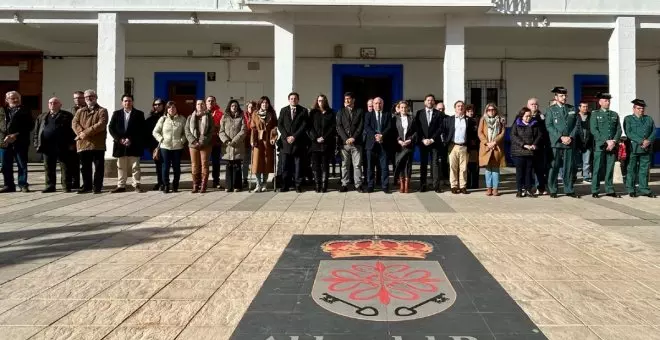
[439, 146, 449, 182]
[396, 152, 413, 178]
[281, 153, 302, 189]
[533, 151, 547, 192]
[311, 151, 331, 189]
[419, 146, 441, 189]
[69, 151, 80, 189]
[79, 150, 104, 191]
[225, 160, 243, 191]
[161, 148, 182, 190]
[467, 161, 479, 189]
[514, 156, 534, 192]
[211, 145, 222, 186]
[42, 151, 76, 190]
[150, 148, 163, 187]
[367, 145, 389, 190]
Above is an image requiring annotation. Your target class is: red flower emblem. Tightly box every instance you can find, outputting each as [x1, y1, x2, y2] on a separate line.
[323, 261, 442, 305]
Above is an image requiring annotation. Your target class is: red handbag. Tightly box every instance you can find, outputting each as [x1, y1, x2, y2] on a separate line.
[617, 142, 627, 162]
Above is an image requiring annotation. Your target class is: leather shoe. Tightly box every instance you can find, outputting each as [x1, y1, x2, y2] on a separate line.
[460, 188, 468, 194]
[629, 192, 637, 198]
[605, 192, 621, 198]
[41, 187, 56, 193]
[566, 193, 580, 198]
[592, 193, 599, 198]
[339, 186, 348, 193]
[550, 193, 558, 198]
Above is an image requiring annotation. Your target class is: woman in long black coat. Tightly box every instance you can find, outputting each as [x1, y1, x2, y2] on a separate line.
[393, 100, 417, 193]
[307, 94, 336, 193]
[510, 107, 543, 197]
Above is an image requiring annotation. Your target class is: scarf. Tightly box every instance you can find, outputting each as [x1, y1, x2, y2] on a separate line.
[258, 110, 267, 120]
[189, 111, 208, 139]
[485, 116, 500, 142]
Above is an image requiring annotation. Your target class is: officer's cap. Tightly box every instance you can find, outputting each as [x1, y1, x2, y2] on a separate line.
[631, 99, 647, 107]
[551, 87, 568, 95]
[596, 92, 612, 100]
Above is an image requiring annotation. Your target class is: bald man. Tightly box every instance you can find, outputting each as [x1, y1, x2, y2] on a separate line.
[33, 97, 77, 192]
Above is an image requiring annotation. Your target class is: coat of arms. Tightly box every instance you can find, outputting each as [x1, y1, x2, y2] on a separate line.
[311, 239, 456, 322]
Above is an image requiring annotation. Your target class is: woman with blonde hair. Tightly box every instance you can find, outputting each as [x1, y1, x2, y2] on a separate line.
[393, 100, 417, 193]
[185, 100, 213, 193]
[478, 103, 506, 196]
[250, 96, 278, 192]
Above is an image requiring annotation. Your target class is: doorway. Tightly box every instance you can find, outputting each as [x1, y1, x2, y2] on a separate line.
[574, 74, 608, 110]
[342, 76, 393, 112]
[168, 81, 197, 117]
[332, 64, 403, 113]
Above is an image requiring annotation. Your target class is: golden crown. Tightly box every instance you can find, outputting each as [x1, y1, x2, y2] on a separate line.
[321, 239, 433, 259]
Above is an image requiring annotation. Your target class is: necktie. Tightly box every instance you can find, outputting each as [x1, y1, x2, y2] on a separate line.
[291, 107, 296, 119]
[376, 112, 381, 132]
[427, 109, 432, 125]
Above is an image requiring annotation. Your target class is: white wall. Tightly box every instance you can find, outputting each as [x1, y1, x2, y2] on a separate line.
[527, 0, 660, 15]
[42, 56, 660, 125]
[0, 0, 239, 11]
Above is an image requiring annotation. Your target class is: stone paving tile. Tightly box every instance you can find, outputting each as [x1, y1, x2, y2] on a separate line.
[0, 166, 659, 338]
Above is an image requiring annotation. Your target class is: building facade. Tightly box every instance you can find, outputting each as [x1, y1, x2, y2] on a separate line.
[0, 0, 659, 162]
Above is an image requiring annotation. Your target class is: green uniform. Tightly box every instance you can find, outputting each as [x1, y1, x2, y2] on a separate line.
[545, 103, 580, 194]
[589, 108, 622, 194]
[624, 114, 656, 195]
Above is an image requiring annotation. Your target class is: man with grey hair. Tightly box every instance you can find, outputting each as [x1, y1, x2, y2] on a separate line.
[72, 89, 108, 194]
[1, 91, 34, 193]
[33, 97, 77, 192]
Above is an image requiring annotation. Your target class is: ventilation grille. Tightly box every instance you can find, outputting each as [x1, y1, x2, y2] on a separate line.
[247, 61, 260, 71]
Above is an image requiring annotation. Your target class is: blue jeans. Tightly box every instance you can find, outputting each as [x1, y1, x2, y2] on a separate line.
[161, 148, 182, 189]
[255, 173, 266, 186]
[579, 148, 592, 181]
[485, 167, 500, 189]
[2, 145, 29, 189]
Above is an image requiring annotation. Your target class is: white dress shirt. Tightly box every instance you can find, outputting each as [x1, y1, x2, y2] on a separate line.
[453, 115, 467, 144]
[401, 116, 409, 137]
[124, 110, 132, 131]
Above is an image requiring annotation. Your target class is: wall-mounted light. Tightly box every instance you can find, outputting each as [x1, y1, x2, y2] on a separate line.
[13, 12, 22, 24]
[191, 12, 199, 24]
[541, 16, 549, 27]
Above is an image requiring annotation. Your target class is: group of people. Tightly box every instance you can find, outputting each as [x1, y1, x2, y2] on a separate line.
[0, 86, 656, 198]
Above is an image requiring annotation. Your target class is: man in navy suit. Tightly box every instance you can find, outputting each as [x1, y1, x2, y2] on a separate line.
[364, 97, 392, 193]
[415, 94, 444, 192]
[277, 92, 308, 193]
[108, 94, 145, 193]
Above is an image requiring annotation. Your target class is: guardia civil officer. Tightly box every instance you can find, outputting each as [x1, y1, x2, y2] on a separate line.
[545, 86, 580, 198]
[623, 99, 657, 198]
[589, 92, 622, 198]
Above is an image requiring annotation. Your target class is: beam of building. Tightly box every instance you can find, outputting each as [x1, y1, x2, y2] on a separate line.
[0, 25, 55, 52]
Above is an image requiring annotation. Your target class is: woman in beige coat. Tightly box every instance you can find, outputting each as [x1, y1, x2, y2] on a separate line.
[219, 99, 247, 192]
[152, 101, 187, 193]
[250, 96, 278, 192]
[478, 103, 506, 196]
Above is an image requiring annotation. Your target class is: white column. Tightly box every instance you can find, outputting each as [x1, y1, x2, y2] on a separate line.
[443, 15, 465, 113]
[97, 12, 125, 165]
[609, 16, 636, 126]
[609, 17, 636, 184]
[273, 19, 295, 115]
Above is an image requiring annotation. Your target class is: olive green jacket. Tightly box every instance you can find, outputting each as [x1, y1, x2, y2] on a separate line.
[590, 108, 622, 151]
[623, 114, 656, 154]
[545, 103, 580, 149]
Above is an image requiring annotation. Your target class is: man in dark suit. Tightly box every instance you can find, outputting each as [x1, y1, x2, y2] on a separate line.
[364, 97, 392, 193]
[415, 94, 444, 192]
[277, 92, 308, 193]
[108, 94, 145, 193]
[33, 97, 77, 192]
[443, 100, 476, 194]
[336, 92, 365, 192]
[1, 91, 34, 193]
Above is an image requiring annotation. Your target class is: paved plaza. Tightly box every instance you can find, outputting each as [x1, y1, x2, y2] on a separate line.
[0, 164, 659, 339]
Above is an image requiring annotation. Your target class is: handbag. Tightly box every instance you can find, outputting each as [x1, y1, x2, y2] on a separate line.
[152, 143, 161, 161]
